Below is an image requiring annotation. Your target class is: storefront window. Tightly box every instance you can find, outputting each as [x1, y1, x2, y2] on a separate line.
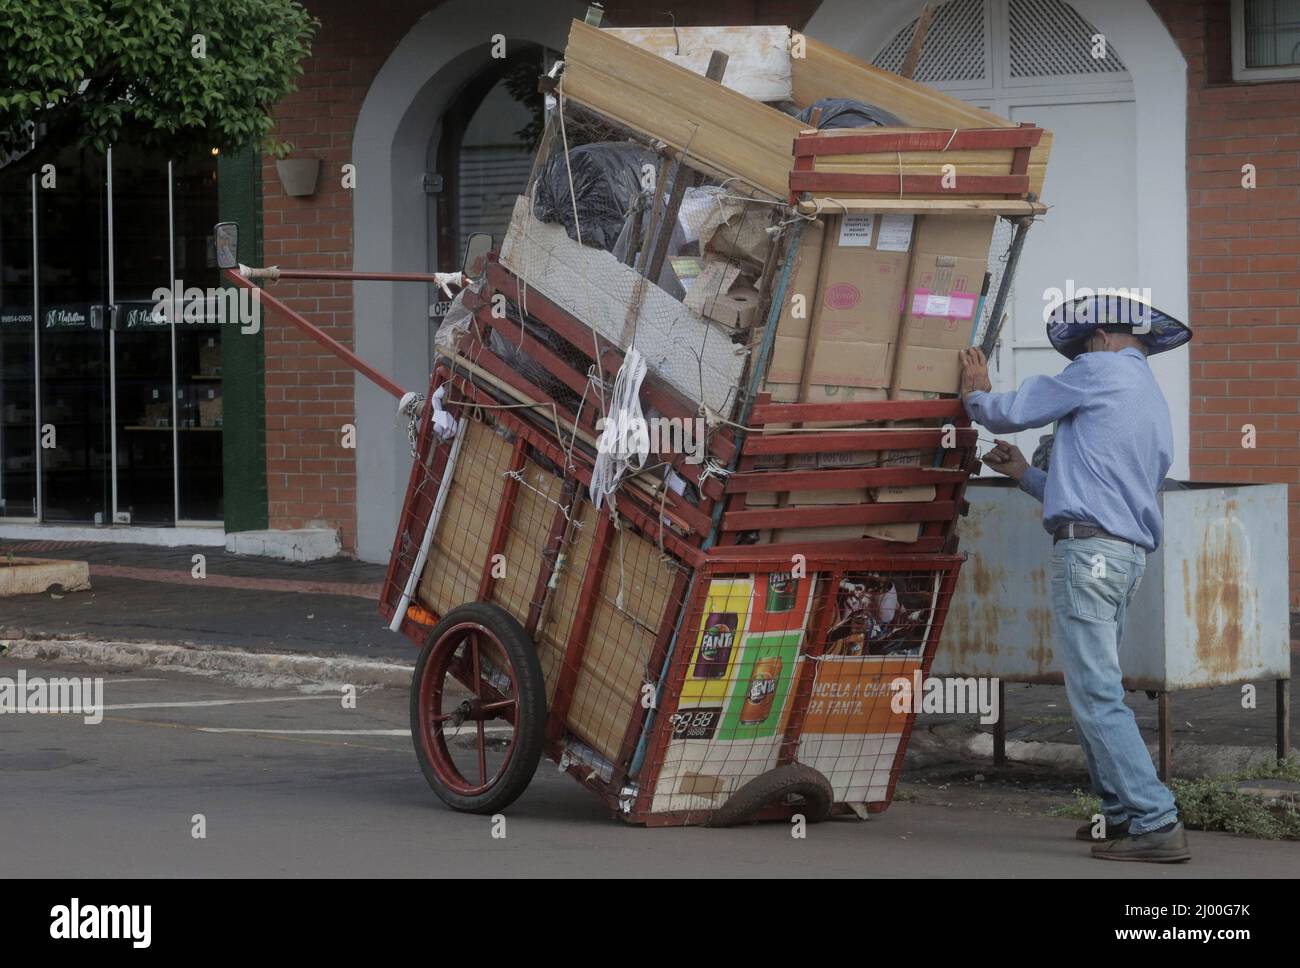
[38, 147, 110, 524]
[111, 144, 175, 524]
[173, 152, 222, 523]
[0, 169, 37, 518]
[0, 143, 222, 528]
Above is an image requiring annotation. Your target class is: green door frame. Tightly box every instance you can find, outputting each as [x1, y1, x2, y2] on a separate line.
[216, 145, 268, 532]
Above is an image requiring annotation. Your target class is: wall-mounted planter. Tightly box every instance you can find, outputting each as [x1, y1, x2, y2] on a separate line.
[275, 157, 321, 197]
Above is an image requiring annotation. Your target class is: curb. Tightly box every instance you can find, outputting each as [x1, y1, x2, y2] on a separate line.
[0, 635, 414, 690]
[910, 722, 1283, 779]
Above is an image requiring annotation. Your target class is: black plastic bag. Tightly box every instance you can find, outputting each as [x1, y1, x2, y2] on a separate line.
[797, 97, 905, 129]
[532, 141, 656, 252]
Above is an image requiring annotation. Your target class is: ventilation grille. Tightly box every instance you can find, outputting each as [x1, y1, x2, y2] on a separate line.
[1008, 0, 1127, 77]
[872, 0, 988, 83]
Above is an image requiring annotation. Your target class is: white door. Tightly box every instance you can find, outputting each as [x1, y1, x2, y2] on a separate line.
[873, 0, 1182, 469]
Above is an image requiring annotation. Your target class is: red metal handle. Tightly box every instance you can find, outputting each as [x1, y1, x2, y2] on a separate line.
[223, 268, 407, 400]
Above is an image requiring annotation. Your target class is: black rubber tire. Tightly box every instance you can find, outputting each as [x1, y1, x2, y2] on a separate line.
[410, 602, 547, 814]
[707, 764, 836, 827]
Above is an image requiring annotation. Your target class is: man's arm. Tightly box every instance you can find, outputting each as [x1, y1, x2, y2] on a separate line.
[981, 439, 1045, 502]
[958, 348, 1093, 433]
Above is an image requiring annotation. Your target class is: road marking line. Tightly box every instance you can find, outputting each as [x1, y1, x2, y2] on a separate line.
[95, 696, 337, 711]
[196, 726, 513, 736]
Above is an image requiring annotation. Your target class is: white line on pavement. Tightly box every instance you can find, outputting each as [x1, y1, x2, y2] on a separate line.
[97, 696, 338, 711]
[196, 725, 513, 736]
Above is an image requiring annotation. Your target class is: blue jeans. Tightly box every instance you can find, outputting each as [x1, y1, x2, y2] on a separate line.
[1051, 536, 1178, 835]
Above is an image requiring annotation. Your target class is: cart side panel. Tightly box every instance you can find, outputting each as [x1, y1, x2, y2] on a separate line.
[547, 517, 683, 766]
[415, 420, 514, 616]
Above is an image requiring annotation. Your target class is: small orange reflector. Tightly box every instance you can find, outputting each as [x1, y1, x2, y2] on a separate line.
[406, 603, 437, 626]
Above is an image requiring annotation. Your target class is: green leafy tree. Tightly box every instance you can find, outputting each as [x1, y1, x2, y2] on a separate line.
[0, 0, 317, 174]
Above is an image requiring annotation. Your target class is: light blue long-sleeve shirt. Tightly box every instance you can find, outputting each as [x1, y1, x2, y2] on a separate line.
[962, 347, 1172, 551]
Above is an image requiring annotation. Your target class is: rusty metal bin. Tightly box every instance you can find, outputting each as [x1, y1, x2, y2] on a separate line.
[934, 479, 1291, 773]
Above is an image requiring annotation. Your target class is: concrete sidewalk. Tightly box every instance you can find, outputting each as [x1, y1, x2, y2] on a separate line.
[0, 538, 403, 659]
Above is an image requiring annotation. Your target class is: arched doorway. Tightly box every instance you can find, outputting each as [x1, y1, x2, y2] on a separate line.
[807, 0, 1190, 476]
[350, 1, 572, 562]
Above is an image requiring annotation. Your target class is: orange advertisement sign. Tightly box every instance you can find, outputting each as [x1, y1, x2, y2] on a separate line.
[801, 657, 922, 736]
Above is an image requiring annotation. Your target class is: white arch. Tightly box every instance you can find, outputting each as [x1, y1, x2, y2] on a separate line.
[350, 1, 573, 561]
[805, 0, 1191, 478]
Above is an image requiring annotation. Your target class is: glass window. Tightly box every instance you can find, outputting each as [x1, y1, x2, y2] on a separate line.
[173, 151, 222, 522]
[1234, 0, 1300, 79]
[111, 144, 175, 524]
[0, 168, 37, 518]
[38, 147, 110, 524]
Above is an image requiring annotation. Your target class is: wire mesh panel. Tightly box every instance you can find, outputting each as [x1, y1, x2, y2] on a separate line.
[636, 555, 964, 823]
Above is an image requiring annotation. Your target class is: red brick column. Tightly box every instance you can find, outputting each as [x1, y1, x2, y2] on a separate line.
[1153, 0, 1300, 604]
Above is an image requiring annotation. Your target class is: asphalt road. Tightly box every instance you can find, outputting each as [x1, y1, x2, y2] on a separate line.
[1, 655, 1296, 878]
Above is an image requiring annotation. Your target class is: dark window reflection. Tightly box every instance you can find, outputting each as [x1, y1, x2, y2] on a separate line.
[0, 169, 37, 518]
[38, 147, 110, 524]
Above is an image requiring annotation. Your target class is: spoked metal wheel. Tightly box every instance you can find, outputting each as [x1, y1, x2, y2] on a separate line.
[410, 602, 546, 813]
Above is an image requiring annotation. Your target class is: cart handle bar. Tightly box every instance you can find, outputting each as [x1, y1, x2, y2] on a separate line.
[235, 264, 467, 297]
[223, 268, 408, 400]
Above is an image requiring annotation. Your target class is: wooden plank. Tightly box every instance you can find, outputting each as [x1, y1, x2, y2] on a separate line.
[752, 399, 966, 423]
[725, 465, 969, 492]
[797, 197, 1047, 216]
[562, 19, 801, 199]
[723, 500, 957, 530]
[793, 127, 1043, 156]
[791, 35, 1010, 129]
[743, 428, 976, 455]
[603, 26, 792, 101]
[791, 171, 1029, 197]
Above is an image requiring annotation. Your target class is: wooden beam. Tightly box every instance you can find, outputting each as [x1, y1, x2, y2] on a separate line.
[899, 4, 935, 81]
[797, 197, 1047, 216]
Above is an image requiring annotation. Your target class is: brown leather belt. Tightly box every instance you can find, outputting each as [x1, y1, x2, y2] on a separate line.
[1052, 521, 1129, 544]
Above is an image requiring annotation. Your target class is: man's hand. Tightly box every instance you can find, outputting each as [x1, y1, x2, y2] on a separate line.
[959, 347, 993, 397]
[982, 439, 1029, 481]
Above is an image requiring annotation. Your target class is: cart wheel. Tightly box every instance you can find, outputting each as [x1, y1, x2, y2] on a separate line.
[410, 602, 546, 814]
[706, 765, 835, 827]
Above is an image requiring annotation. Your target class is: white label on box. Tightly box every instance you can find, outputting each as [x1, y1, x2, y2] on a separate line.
[838, 214, 874, 247]
[923, 293, 952, 317]
[875, 214, 914, 252]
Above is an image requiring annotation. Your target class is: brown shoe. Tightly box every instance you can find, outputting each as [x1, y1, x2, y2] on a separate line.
[1092, 822, 1190, 863]
[1076, 818, 1129, 842]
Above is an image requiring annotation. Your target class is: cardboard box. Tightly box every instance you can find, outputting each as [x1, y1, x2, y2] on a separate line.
[898, 216, 994, 353]
[893, 343, 962, 394]
[862, 522, 921, 543]
[764, 382, 800, 403]
[746, 490, 780, 507]
[816, 220, 910, 344]
[809, 339, 894, 389]
[703, 286, 761, 328]
[773, 524, 865, 544]
[900, 254, 986, 349]
[768, 334, 808, 385]
[787, 487, 871, 505]
[874, 483, 937, 503]
[774, 220, 823, 341]
[818, 450, 878, 468]
[912, 216, 995, 260]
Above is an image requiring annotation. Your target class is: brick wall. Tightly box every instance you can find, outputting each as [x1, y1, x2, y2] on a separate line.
[1151, 0, 1300, 604]
[260, 0, 429, 552]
